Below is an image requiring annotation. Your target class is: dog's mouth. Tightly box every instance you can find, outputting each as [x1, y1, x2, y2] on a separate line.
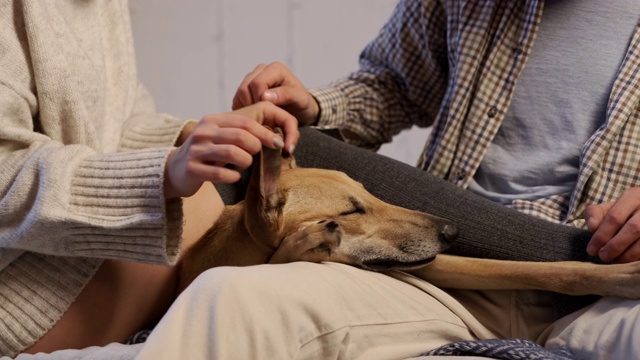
[361, 257, 435, 271]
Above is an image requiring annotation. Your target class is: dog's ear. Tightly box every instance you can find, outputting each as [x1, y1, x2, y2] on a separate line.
[244, 136, 286, 248]
[274, 127, 297, 170]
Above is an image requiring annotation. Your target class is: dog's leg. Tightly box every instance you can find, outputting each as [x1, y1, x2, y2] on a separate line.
[269, 221, 342, 264]
[409, 254, 640, 298]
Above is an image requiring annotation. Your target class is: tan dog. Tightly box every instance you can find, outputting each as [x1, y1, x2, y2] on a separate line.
[178, 142, 640, 299]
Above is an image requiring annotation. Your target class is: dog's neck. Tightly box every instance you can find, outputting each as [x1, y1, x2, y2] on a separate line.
[178, 201, 277, 291]
[210, 203, 277, 254]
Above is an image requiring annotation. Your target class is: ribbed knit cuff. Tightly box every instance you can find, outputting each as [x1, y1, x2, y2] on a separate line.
[67, 147, 182, 265]
[309, 86, 348, 128]
[119, 116, 191, 151]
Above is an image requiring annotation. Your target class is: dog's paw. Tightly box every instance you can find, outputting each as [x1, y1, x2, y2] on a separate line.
[269, 220, 342, 264]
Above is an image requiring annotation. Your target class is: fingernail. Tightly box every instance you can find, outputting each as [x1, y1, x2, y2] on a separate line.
[273, 136, 284, 149]
[288, 144, 295, 154]
[586, 217, 596, 230]
[599, 248, 609, 260]
[263, 91, 277, 102]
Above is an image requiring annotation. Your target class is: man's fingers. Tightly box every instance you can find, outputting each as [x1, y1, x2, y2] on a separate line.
[233, 62, 289, 109]
[584, 202, 613, 232]
[586, 202, 615, 256]
[260, 87, 297, 107]
[248, 62, 289, 107]
[612, 238, 640, 264]
[232, 64, 268, 109]
[599, 211, 640, 263]
[587, 199, 638, 260]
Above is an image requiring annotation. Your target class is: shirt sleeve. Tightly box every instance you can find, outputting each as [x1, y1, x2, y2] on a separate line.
[311, 0, 449, 150]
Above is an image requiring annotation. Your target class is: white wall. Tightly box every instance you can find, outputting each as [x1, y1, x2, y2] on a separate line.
[129, 0, 431, 165]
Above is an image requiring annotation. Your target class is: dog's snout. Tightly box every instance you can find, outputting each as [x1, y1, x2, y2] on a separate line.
[439, 224, 459, 244]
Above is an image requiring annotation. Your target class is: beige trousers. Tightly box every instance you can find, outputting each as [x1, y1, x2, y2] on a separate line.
[134, 261, 637, 360]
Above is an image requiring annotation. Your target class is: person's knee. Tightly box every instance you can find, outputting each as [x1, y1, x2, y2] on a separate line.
[181, 264, 315, 336]
[183, 262, 339, 311]
[184, 264, 287, 303]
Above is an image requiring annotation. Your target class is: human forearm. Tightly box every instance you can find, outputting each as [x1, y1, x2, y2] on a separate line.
[0, 81, 184, 266]
[0, 139, 183, 265]
[309, 75, 426, 151]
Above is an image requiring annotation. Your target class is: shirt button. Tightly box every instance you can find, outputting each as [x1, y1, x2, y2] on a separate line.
[456, 169, 466, 180]
[512, 46, 524, 56]
[488, 106, 498, 118]
[331, 106, 337, 114]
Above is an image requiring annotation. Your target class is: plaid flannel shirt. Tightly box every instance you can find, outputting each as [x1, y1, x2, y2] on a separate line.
[311, 0, 640, 227]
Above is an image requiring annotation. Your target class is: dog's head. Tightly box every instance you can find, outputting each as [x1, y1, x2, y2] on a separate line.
[244, 135, 457, 271]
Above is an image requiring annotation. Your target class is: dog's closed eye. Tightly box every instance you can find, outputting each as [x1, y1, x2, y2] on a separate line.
[339, 197, 366, 216]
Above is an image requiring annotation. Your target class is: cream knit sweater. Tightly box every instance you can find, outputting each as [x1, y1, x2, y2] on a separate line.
[0, 0, 188, 356]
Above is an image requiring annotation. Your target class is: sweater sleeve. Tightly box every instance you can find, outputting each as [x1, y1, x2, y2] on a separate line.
[119, 82, 196, 152]
[0, 83, 184, 267]
[310, 0, 449, 150]
[0, 0, 199, 269]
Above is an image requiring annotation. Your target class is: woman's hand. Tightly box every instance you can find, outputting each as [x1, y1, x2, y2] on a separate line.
[164, 101, 299, 199]
[585, 187, 640, 263]
[232, 62, 320, 126]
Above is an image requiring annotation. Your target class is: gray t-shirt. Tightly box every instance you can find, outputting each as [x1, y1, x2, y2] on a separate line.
[467, 0, 639, 204]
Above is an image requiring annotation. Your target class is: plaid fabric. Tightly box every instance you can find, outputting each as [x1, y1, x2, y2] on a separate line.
[312, 0, 640, 226]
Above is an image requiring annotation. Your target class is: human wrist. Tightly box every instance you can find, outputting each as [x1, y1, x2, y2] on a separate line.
[300, 96, 321, 126]
[163, 149, 180, 199]
[307, 87, 345, 127]
[176, 121, 197, 146]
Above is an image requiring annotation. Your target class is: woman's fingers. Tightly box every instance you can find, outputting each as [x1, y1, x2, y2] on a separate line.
[164, 103, 297, 198]
[230, 102, 299, 153]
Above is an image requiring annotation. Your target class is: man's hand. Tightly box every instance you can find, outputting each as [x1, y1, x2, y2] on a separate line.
[585, 187, 640, 263]
[164, 102, 299, 199]
[232, 62, 320, 126]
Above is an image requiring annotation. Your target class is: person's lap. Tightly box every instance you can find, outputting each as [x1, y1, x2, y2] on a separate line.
[22, 262, 638, 359]
[144, 127, 640, 359]
[135, 262, 640, 359]
[136, 262, 488, 359]
[24, 127, 639, 358]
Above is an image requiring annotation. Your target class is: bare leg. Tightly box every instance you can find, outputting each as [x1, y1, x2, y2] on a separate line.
[25, 182, 223, 354]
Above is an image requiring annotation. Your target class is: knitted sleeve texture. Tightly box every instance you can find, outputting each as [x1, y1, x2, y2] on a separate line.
[0, 0, 189, 270]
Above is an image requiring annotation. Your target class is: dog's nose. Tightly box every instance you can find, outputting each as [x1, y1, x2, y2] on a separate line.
[439, 224, 459, 244]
